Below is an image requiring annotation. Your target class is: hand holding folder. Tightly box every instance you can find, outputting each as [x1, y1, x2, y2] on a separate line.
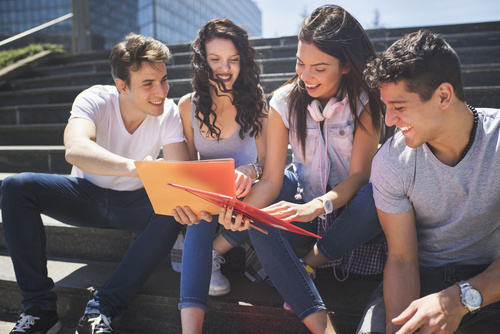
[134, 159, 321, 238]
[167, 183, 321, 239]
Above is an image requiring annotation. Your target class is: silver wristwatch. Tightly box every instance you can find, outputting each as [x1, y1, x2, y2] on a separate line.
[251, 163, 262, 181]
[456, 281, 482, 313]
[317, 196, 333, 220]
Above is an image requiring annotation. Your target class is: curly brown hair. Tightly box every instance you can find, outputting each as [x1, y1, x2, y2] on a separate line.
[191, 19, 266, 140]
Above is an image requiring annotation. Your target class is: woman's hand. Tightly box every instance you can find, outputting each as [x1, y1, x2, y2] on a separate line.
[218, 204, 251, 231]
[234, 166, 254, 198]
[263, 199, 323, 223]
[172, 206, 212, 226]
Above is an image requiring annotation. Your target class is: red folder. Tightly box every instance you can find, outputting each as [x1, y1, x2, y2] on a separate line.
[167, 183, 321, 239]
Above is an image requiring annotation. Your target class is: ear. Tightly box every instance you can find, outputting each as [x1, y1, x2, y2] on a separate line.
[341, 62, 351, 75]
[115, 78, 127, 94]
[437, 82, 453, 109]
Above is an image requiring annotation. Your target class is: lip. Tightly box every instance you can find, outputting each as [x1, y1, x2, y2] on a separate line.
[216, 74, 232, 82]
[304, 83, 320, 93]
[399, 125, 413, 135]
[149, 100, 164, 107]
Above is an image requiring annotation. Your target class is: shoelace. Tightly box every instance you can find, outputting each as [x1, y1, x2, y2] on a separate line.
[88, 314, 113, 334]
[13, 313, 39, 330]
[212, 252, 226, 271]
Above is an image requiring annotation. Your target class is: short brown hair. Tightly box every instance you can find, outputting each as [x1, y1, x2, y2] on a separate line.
[109, 33, 171, 87]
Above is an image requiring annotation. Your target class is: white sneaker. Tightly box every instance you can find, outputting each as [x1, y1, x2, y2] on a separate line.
[209, 250, 231, 296]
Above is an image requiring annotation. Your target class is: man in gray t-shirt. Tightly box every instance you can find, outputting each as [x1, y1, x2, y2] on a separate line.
[359, 30, 500, 334]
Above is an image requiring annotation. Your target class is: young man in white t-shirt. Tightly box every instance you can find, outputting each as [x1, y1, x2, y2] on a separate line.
[1, 33, 189, 334]
[357, 30, 500, 334]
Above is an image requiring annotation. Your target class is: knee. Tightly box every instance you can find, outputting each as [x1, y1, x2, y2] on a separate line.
[1, 173, 35, 201]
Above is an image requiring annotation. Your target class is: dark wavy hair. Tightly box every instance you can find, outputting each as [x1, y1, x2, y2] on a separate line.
[191, 19, 266, 140]
[364, 29, 465, 102]
[109, 33, 171, 87]
[282, 5, 384, 153]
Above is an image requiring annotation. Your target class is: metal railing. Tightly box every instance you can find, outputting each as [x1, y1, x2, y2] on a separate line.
[0, 13, 73, 48]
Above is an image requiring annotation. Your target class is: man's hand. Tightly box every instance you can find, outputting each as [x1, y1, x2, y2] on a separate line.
[172, 206, 212, 226]
[392, 286, 468, 334]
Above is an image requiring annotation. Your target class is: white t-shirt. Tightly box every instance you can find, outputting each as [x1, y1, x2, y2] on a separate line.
[69, 85, 185, 191]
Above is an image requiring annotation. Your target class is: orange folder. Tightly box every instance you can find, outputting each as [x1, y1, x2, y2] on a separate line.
[168, 183, 322, 239]
[134, 159, 235, 216]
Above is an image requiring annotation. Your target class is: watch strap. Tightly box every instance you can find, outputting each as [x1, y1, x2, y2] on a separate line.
[456, 280, 482, 313]
[317, 196, 333, 220]
[252, 163, 262, 181]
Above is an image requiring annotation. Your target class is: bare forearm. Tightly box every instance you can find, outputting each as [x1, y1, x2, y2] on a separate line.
[468, 256, 500, 307]
[325, 172, 370, 210]
[243, 177, 281, 209]
[384, 257, 420, 334]
[65, 140, 137, 177]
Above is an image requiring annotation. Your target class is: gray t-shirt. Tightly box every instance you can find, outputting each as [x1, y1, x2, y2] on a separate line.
[372, 108, 500, 269]
[190, 95, 257, 168]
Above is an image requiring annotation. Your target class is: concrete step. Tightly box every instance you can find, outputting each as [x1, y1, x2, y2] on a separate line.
[0, 124, 65, 146]
[464, 85, 500, 107]
[0, 250, 381, 334]
[0, 146, 69, 174]
[0, 204, 381, 333]
[0, 103, 71, 125]
[7, 57, 499, 96]
[0, 85, 86, 107]
[0, 214, 137, 263]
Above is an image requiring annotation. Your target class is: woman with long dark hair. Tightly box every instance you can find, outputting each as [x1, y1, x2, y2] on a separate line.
[219, 5, 386, 332]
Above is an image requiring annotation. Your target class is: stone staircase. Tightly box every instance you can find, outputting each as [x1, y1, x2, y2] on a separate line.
[0, 21, 499, 333]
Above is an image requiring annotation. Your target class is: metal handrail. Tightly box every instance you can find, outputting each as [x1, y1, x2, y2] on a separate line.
[0, 13, 73, 48]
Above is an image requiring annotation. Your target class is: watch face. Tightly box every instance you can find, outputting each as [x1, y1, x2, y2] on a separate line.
[323, 198, 333, 213]
[464, 288, 482, 308]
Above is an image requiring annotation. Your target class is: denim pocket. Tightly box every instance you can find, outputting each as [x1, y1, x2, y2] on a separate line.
[327, 121, 354, 154]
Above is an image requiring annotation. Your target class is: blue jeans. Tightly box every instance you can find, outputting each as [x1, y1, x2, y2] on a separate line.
[1, 173, 181, 318]
[357, 265, 500, 333]
[248, 173, 384, 321]
[178, 170, 299, 311]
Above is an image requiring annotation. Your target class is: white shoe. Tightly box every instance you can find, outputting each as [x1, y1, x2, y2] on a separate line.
[209, 250, 231, 296]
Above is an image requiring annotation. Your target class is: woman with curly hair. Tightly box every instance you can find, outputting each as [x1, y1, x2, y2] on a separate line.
[218, 5, 387, 333]
[172, 18, 267, 333]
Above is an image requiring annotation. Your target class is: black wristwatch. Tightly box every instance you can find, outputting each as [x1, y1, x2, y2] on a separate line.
[456, 281, 482, 313]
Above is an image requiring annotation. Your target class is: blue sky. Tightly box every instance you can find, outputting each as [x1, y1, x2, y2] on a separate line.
[253, 0, 500, 38]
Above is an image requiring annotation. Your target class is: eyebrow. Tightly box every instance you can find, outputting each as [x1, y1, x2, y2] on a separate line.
[207, 52, 240, 57]
[141, 74, 168, 84]
[296, 56, 330, 67]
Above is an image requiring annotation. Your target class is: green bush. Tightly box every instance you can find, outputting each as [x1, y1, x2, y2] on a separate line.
[0, 43, 64, 69]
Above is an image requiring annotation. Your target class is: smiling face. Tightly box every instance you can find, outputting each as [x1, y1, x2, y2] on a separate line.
[295, 41, 349, 106]
[117, 61, 169, 120]
[205, 38, 241, 92]
[380, 80, 443, 148]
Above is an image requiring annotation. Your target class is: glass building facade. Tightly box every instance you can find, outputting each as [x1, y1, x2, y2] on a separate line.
[0, 0, 261, 51]
[0, 0, 138, 51]
[138, 0, 262, 44]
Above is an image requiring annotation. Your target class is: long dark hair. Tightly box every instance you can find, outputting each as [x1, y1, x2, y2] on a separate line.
[191, 19, 266, 140]
[284, 5, 384, 153]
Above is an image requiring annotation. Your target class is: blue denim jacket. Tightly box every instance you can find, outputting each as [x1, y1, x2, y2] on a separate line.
[270, 84, 368, 202]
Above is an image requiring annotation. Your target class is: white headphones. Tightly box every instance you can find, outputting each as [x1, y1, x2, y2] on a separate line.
[307, 95, 348, 122]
